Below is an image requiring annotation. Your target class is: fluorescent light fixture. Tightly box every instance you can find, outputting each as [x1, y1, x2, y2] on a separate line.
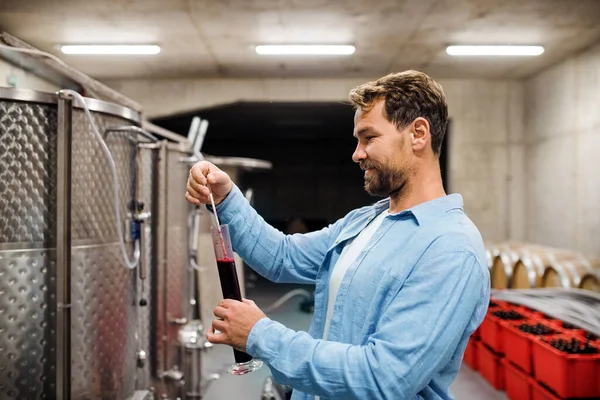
[255, 45, 355, 55]
[60, 45, 161, 55]
[446, 45, 544, 56]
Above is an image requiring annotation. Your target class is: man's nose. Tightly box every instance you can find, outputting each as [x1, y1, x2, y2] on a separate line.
[352, 143, 366, 163]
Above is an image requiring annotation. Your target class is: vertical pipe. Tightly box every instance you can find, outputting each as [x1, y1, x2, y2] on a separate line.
[56, 91, 73, 399]
[149, 145, 160, 377]
[159, 141, 169, 373]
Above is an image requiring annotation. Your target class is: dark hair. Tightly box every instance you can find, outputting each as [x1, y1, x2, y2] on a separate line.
[349, 70, 448, 155]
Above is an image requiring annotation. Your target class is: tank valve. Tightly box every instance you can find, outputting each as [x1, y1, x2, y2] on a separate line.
[136, 350, 147, 369]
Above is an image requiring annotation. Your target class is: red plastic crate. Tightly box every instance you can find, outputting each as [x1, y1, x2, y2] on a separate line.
[463, 339, 478, 370]
[476, 341, 505, 391]
[504, 359, 532, 400]
[481, 310, 527, 355]
[514, 305, 538, 318]
[575, 329, 600, 345]
[530, 379, 561, 400]
[502, 321, 557, 374]
[480, 314, 505, 354]
[550, 320, 586, 336]
[503, 322, 535, 374]
[488, 298, 507, 309]
[532, 336, 600, 398]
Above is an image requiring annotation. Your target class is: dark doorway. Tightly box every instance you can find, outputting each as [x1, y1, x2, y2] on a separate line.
[152, 102, 450, 229]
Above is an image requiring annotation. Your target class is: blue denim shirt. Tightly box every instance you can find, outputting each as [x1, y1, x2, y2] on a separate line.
[214, 186, 490, 400]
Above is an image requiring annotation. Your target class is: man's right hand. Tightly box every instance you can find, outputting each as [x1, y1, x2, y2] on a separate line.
[186, 161, 233, 206]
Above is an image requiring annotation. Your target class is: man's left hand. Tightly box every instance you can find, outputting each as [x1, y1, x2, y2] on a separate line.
[207, 298, 267, 352]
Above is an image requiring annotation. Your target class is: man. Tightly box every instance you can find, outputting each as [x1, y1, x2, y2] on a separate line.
[185, 70, 490, 400]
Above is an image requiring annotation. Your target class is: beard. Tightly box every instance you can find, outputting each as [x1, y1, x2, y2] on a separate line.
[360, 159, 409, 197]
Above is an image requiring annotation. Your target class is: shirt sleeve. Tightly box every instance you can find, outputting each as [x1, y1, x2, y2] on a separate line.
[245, 249, 486, 399]
[212, 185, 351, 284]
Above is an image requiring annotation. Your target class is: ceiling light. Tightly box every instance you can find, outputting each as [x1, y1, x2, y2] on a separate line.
[255, 45, 355, 55]
[446, 45, 544, 56]
[60, 45, 161, 55]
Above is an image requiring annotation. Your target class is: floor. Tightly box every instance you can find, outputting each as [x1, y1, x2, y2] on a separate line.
[201, 277, 507, 400]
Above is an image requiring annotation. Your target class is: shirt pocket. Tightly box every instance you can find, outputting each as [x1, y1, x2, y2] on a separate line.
[349, 258, 410, 338]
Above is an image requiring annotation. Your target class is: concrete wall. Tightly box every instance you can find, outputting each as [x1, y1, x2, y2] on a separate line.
[105, 77, 526, 243]
[524, 43, 600, 255]
[0, 58, 59, 92]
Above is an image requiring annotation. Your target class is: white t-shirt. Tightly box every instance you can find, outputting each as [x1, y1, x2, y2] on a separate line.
[322, 210, 388, 341]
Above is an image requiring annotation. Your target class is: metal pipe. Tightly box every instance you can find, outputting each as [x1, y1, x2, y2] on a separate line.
[149, 144, 161, 378]
[142, 120, 189, 145]
[192, 119, 209, 157]
[159, 141, 170, 373]
[186, 116, 201, 145]
[56, 91, 73, 399]
[105, 125, 159, 143]
[185, 343, 202, 399]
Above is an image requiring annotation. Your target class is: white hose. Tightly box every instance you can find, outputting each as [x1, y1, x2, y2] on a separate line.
[64, 89, 140, 269]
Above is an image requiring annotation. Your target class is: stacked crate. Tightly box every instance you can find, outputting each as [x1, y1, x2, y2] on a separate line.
[463, 298, 600, 400]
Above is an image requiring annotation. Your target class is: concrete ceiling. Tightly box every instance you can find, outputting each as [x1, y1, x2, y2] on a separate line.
[1, 0, 600, 80]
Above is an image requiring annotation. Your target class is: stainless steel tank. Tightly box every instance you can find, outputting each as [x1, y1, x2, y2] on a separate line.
[147, 141, 196, 398]
[0, 88, 151, 399]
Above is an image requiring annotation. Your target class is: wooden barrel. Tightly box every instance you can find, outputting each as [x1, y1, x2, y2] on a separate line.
[579, 274, 600, 292]
[491, 249, 519, 289]
[541, 252, 596, 290]
[581, 257, 600, 292]
[512, 248, 551, 289]
[489, 241, 533, 289]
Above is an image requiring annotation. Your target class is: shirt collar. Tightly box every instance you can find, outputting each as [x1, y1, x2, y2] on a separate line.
[371, 194, 464, 225]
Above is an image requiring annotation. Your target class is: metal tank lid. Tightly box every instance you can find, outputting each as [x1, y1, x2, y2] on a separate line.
[0, 87, 141, 124]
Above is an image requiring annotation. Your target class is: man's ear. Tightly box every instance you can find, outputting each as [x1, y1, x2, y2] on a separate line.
[411, 117, 430, 152]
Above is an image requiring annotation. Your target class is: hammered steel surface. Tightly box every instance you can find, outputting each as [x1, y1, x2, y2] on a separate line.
[70, 109, 140, 399]
[0, 100, 57, 245]
[0, 249, 56, 399]
[71, 110, 137, 243]
[1, 95, 143, 399]
[0, 98, 57, 400]
[70, 243, 137, 399]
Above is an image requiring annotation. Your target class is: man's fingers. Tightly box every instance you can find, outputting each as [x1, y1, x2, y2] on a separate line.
[213, 305, 229, 319]
[187, 175, 202, 192]
[186, 183, 202, 199]
[242, 298, 257, 307]
[185, 192, 200, 205]
[191, 162, 209, 184]
[206, 327, 227, 344]
[218, 299, 240, 308]
[207, 170, 227, 185]
[212, 318, 227, 332]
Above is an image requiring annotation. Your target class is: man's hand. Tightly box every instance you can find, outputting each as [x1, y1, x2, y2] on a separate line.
[207, 298, 267, 352]
[186, 161, 233, 206]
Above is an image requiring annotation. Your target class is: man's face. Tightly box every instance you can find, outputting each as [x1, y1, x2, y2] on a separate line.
[352, 99, 413, 197]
